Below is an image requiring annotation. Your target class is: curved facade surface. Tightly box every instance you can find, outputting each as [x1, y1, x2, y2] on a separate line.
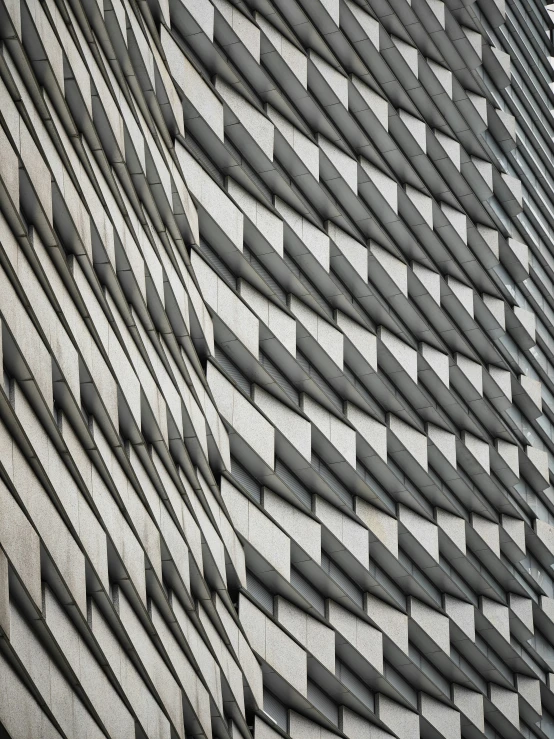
[2, 0, 554, 735]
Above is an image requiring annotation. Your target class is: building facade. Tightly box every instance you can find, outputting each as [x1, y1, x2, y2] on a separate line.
[0, 0, 554, 736]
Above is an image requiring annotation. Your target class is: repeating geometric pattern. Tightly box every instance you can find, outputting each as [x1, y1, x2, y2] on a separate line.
[1, 0, 554, 735]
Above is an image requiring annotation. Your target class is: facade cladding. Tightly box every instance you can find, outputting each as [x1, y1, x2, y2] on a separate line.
[4, 0, 554, 735]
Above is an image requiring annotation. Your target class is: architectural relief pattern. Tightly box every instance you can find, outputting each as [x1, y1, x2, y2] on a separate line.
[1, 0, 554, 735]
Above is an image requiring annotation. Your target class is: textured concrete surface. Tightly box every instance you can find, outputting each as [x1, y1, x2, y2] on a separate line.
[0, 0, 554, 736]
